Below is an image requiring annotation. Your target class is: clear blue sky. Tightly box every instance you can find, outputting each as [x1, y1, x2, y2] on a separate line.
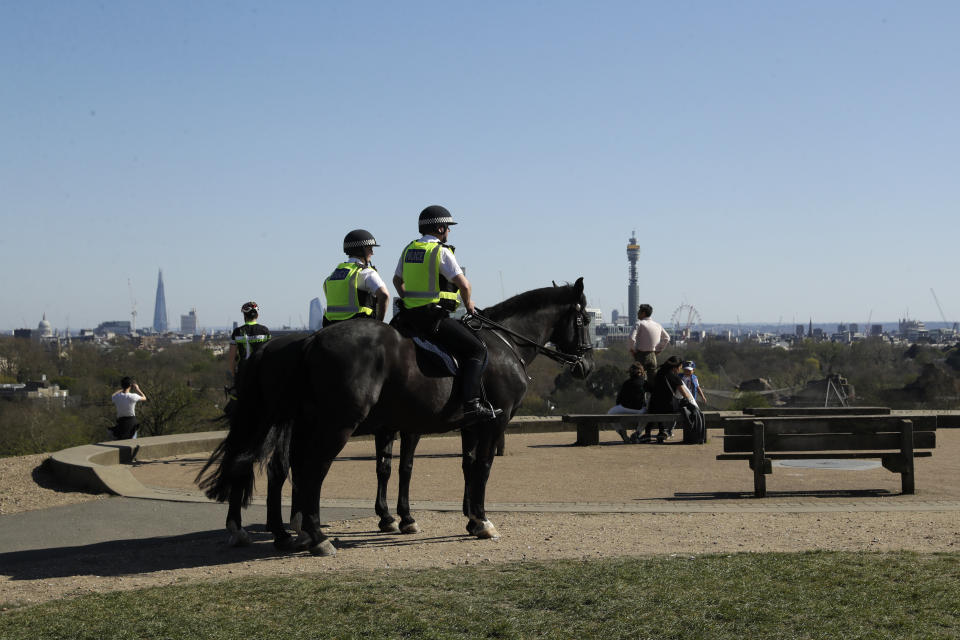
[3, 1, 957, 332]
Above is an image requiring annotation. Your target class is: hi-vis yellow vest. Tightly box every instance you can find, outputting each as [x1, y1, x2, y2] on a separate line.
[323, 262, 374, 321]
[400, 240, 460, 310]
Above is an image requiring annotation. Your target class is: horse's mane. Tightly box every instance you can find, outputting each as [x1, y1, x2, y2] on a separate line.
[482, 283, 577, 322]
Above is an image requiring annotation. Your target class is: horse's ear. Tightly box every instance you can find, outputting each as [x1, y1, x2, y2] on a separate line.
[574, 277, 584, 295]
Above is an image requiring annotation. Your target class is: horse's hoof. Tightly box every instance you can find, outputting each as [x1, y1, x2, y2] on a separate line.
[379, 518, 401, 534]
[309, 539, 337, 557]
[273, 533, 295, 551]
[226, 521, 252, 547]
[400, 520, 420, 534]
[473, 520, 500, 540]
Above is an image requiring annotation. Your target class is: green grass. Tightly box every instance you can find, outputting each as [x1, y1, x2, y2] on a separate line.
[3, 552, 959, 639]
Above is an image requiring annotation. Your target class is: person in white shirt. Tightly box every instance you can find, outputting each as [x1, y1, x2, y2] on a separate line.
[629, 303, 670, 382]
[111, 376, 147, 440]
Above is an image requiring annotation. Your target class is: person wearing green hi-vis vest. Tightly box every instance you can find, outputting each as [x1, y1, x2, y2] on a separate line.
[392, 205, 500, 425]
[322, 229, 391, 327]
[224, 301, 271, 413]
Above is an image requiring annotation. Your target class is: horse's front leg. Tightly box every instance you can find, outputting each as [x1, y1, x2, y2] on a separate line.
[374, 428, 400, 533]
[396, 432, 422, 533]
[460, 425, 500, 539]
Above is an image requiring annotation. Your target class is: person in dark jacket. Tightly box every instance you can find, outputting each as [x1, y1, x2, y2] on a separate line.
[606, 363, 647, 443]
[639, 355, 696, 443]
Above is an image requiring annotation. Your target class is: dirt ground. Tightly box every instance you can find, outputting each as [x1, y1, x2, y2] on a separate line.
[2, 431, 960, 608]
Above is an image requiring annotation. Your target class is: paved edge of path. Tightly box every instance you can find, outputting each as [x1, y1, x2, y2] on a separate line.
[42, 424, 960, 515]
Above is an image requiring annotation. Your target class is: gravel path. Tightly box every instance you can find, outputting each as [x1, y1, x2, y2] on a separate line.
[2, 431, 959, 609]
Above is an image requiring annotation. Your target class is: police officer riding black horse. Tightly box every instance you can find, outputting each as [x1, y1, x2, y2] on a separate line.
[199, 205, 594, 556]
[392, 205, 500, 424]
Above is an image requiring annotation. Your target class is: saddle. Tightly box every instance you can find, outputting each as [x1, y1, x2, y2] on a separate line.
[390, 314, 459, 376]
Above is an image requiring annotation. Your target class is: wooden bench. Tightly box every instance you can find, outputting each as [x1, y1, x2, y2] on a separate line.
[716, 415, 937, 497]
[563, 413, 686, 446]
[745, 406, 891, 416]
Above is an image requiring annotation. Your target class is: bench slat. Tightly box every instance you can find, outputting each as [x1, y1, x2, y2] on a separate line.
[717, 451, 934, 461]
[745, 407, 891, 416]
[562, 414, 679, 425]
[723, 431, 936, 453]
[721, 415, 937, 435]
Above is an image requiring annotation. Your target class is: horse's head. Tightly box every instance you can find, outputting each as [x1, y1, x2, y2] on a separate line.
[548, 277, 594, 379]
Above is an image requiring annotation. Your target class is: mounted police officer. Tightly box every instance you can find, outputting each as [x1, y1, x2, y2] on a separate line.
[393, 205, 499, 424]
[323, 229, 391, 327]
[225, 302, 271, 411]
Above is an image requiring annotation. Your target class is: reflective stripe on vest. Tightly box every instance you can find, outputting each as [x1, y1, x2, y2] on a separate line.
[324, 262, 374, 321]
[400, 241, 460, 309]
[234, 323, 270, 361]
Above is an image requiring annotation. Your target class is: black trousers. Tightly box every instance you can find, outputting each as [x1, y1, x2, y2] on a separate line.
[401, 307, 487, 402]
[113, 416, 139, 440]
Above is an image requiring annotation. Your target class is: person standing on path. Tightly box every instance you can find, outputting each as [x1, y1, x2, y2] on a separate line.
[681, 360, 708, 406]
[628, 303, 670, 383]
[111, 377, 147, 440]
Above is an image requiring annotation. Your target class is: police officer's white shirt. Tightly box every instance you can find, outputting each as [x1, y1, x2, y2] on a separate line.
[346, 256, 387, 293]
[393, 235, 463, 281]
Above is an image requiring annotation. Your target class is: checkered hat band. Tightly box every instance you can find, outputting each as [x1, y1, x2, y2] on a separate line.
[344, 238, 378, 248]
[419, 216, 456, 225]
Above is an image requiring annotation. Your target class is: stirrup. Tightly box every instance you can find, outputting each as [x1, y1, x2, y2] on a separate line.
[462, 399, 502, 424]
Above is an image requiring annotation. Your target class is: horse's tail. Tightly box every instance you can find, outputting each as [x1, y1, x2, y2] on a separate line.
[196, 355, 279, 506]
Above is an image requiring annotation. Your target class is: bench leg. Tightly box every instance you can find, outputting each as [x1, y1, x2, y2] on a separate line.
[575, 424, 599, 446]
[754, 467, 766, 498]
[901, 419, 915, 495]
[752, 420, 767, 497]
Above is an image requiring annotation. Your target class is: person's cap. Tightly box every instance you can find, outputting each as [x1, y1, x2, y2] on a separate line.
[682, 361, 695, 371]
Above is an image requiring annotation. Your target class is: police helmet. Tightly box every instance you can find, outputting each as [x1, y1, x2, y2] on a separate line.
[343, 229, 379, 255]
[418, 205, 457, 229]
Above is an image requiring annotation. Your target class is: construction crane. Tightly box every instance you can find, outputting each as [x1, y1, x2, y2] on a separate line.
[930, 288, 952, 328]
[128, 278, 138, 335]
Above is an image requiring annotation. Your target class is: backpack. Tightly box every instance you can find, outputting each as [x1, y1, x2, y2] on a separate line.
[678, 399, 706, 444]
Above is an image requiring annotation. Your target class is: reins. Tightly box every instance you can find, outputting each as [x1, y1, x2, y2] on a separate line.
[462, 309, 590, 372]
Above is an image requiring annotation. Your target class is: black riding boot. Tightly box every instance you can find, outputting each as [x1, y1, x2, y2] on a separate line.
[459, 357, 500, 424]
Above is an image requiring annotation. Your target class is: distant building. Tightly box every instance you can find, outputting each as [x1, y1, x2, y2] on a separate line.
[180, 308, 198, 334]
[309, 297, 324, 331]
[153, 269, 168, 332]
[899, 318, 927, 341]
[584, 308, 603, 347]
[870, 324, 884, 337]
[95, 320, 133, 336]
[0, 375, 73, 406]
[795, 324, 805, 338]
[626, 233, 640, 322]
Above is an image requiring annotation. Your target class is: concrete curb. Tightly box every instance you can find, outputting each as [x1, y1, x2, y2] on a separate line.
[44, 418, 570, 502]
[46, 431, 227, 501]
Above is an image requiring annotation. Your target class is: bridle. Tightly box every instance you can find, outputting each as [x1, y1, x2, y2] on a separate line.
[462, 303, 592, 374]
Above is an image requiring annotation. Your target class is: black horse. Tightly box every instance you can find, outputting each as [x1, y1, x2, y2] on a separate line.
[199, 278, 593, 555]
